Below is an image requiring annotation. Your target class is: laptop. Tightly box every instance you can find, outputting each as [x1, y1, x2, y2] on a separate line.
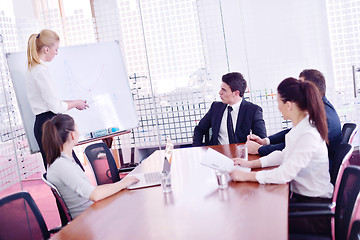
[127, 137, 173, 190]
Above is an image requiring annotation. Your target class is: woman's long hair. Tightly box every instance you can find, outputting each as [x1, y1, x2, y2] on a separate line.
[27, 29, 59, 70]
[277, 77, 328, 142]
[42, 114, 75, 165]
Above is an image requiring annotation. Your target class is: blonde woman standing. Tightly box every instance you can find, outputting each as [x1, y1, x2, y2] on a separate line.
[26, 29, 88, 169]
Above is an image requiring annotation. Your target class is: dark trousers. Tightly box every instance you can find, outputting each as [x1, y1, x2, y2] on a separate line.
[289, 192, 332, 235]
[34, 111, 84, 171]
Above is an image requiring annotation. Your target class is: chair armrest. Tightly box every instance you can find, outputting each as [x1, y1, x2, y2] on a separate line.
[124, 163, 138, 168]
[289, 210, 335, 218]
[118, 167, 136, 172]
[289, 202, 333, 211]
[49, 226, 63, 234]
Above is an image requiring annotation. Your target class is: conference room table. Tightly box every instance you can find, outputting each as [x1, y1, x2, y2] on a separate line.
[52, 144, 289, 240]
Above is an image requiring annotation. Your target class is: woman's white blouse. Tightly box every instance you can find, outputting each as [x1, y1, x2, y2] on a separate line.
[26, 62, 68, 115]
[256, 115, 333, 198]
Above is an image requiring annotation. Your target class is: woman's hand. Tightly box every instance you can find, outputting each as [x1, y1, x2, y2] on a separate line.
[75, 100, 89, 110]
[66, 99, 89, 110]
[233, 157, 262, 169]
[233, 157, 252, 168]
[90, 175, 139, 201]
[229, 169, 257, 182]
[120, 176, 139, 187]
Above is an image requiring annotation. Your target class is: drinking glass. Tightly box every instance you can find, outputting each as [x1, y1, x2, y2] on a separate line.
[161, 173, 172, 193]
[215, 170, 228, 189]
[237, 144, 248, 161]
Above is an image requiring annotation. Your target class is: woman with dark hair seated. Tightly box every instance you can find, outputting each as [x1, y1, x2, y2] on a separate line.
[229, 77, 333, 234]
[42, 114, 138, 218]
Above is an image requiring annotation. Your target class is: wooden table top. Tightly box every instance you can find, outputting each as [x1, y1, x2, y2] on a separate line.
[52, 144, 289, 240]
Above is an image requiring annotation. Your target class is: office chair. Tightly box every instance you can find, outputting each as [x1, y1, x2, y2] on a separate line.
[349, 220, 360, 240]
[330, 143, 354, 186]
[348, 191, 360, 240]
[289, 166, 360, 240]
[84, 142, 137, 185]
[290, 143, 353, 211]
[342, 123, 358, 144]
[203, 128, 212, 146]
[331, 144, 354, 204]
[42, 173, 72, 226]
[118, 147, 138, 170]
[0, 191, 62, 240]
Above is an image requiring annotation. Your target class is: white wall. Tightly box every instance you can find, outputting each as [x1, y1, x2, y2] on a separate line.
[220, 0, 335, 95]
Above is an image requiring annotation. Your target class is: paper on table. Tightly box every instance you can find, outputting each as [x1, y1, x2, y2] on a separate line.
[201, 148, 251, 172]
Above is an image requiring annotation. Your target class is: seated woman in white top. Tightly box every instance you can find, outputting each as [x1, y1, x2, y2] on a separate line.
[42, 114, 138, 218]
[229, 77, 333, 234]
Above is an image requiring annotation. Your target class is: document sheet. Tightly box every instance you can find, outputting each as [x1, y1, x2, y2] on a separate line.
[201, 148, 251, 172]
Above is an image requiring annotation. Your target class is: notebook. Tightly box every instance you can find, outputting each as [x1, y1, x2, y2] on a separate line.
[127, 137, 173, 190]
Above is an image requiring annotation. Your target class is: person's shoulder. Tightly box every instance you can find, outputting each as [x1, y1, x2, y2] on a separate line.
[48, 155, 73, 172]
[31, 63, 47, 71]
[322, 97, 333, 108]
[288, 124, 320, 146]
[47, 158, 63, 181]
[241, 99, 262, 109]
[323, 97, 340, 117]
[29, 63, 48, 77]
[297, 120, 321, 138]
[211, 101, 225, 108]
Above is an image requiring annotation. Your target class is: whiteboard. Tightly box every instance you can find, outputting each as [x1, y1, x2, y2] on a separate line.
[7, 41, 139, 153]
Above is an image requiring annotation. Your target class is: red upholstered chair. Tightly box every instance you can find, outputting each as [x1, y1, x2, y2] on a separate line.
[0, 191, 62, 240]
[330, 143, 354, 186]
[42, 173, 72, 226]
[289, 166, 360, 240]
[348, 196, 360, 240]
[84, 142, 137, 185]
[349, 219, 360, 240]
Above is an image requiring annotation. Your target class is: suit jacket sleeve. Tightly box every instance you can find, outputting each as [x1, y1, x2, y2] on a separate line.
[251, 105, 267, 139]
[193, 102, 214, 146]
[258, 128, 290, 156]
[268, 129, 291, 144]
[258, 143, 285, 157]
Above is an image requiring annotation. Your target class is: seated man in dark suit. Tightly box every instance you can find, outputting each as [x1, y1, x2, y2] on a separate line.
[247, 69, 342, 168]
[193, 72, 267, 146]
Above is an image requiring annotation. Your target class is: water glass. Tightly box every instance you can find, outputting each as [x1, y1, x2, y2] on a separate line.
[161, 173, 172, 193]
[215, 170, 228, 189]
[237, 144, 248, 161]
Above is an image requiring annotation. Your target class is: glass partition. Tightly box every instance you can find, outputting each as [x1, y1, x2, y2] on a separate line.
[326, 0, 360, 146]
[0, 0, 359, 200]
